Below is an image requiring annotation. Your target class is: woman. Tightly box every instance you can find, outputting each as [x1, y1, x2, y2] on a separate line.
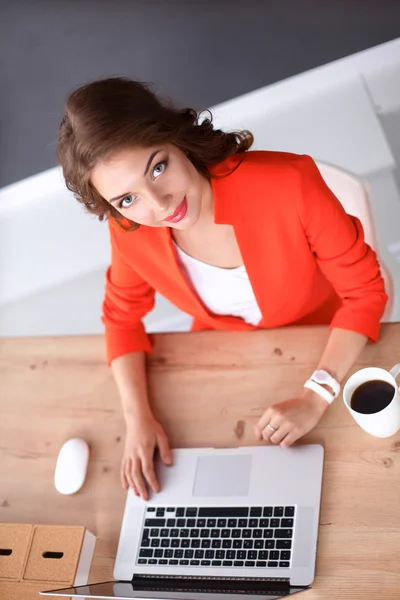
[58, 77, 387, 500]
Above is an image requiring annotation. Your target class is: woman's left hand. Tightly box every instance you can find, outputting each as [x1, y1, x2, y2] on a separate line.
[254, 388, 329, 447]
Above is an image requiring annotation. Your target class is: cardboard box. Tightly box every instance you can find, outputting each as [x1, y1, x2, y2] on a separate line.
[0, 524, 33, 581]
[0, 581, 57, 600]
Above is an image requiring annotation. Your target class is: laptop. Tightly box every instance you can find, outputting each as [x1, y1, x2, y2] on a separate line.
[41, 444, 324, 599]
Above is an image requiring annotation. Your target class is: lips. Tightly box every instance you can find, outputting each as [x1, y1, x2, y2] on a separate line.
[163, 197, 188, 223]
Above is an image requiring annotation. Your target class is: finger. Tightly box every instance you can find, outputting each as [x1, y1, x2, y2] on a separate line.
[157, 432, 173, 465]
[131, 457, 149, 500]
[269, 423, 292, 445]
[125, 458, 139, 496]
[280, 430, 301, 447]
[254, 408, 274, 439]
[141, 452, 160, 494]
[261, 419, 282, 442]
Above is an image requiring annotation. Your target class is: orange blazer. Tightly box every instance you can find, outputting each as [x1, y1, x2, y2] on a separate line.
[102, 151, 387, 364]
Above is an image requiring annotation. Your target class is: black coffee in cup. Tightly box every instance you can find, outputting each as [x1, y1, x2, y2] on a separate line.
[350, 380, 395, 414]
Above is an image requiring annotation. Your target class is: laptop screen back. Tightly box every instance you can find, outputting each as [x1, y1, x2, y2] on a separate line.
[40, 581, 306, 599]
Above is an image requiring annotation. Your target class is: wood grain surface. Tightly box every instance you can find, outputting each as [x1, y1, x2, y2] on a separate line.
[1, 324, 400, 599]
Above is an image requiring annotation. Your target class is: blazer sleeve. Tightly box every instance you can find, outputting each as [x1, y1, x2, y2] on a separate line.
[296, 155, 388, 342]
[102, 227, 155, 364]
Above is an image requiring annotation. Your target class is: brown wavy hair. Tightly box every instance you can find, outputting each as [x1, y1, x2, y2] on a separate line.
[57, 77, 254, 230]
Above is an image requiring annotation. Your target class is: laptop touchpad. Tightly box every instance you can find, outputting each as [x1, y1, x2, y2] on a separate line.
[193, 455, 251, 497]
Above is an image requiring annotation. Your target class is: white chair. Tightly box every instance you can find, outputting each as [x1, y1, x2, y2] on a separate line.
[316, 161, 393, 322]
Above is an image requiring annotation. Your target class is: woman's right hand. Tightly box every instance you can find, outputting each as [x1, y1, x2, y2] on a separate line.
[121, 408, 172, 500]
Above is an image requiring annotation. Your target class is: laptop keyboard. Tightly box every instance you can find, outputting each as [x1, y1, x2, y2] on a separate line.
[137, 506, 295, 569]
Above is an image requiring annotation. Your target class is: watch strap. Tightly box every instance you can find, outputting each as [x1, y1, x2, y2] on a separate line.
[304, 379, 335, 404]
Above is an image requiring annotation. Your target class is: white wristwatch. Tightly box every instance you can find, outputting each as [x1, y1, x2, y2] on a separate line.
[304, 370, 341, 404]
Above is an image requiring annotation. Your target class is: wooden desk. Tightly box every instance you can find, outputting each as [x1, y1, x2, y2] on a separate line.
[1, 324, 400, 598]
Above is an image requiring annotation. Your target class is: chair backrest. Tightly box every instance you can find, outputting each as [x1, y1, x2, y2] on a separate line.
[315, 160, 376, 251]
[316, 160, 393, 321]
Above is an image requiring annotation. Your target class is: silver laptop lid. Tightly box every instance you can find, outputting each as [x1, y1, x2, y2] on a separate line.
[40, 579, 307, 598]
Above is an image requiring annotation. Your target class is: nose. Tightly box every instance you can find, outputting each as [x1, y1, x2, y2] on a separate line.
[146, 189, 170, 214]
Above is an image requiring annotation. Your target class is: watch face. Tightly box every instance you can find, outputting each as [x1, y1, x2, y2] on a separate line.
[314, 370, 329, 383]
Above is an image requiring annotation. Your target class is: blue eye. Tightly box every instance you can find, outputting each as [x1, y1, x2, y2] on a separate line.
[119, 195, 135, 209]
[153, 160, 167, 177]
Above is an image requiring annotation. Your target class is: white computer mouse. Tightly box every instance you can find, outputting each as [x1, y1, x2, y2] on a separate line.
[54, 438, 90, 495]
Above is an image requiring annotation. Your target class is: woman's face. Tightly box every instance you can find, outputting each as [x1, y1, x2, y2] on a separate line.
[91, 144, 210, 229]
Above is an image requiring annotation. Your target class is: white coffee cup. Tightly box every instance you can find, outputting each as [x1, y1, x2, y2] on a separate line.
[343, 364, 400, 438]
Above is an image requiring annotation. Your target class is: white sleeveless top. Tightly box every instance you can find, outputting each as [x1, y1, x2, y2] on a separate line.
[173, 242, 263, 326]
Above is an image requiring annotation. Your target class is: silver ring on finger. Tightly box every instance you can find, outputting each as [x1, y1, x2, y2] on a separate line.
[267, 423, 277, 432]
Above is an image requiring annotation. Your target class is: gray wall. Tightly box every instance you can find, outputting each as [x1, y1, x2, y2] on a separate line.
[1, 0, 400, 188]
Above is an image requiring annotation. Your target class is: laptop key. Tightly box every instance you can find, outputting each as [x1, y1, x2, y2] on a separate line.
[211, 529, 220, 538]
[205, 550, 215, 559]
[150, 539, 160, 547]
[217, 519, 227, 528]
[268, 561, 278, 567]
[201, 560, 211, 566]
[145, 519, 165, 527]
[263, 529, 273, 539]
[249, 519, 258, 528]
[212, 560, 222, 566]
[276, 540, 292, 549]
[233, 540, 242, 549]
[198, 507, 249, 517]
[279, 561, 290, 568]
[222, 540, 232, 549]
[281, 519, 294, 528]
[190, 560, 200, 566]
[191, 539, 201, 548]
[141, 539, 150, 547]
[138, 559, 147, 564]
[258, 551, 268, 560]
[237, 551, 246, 560]
[174, 549, 184, 558]
[221, 529, 230, 538]
[232, 529, 241, 538]
[281, 551, 291, 560]
[171, 539, 180, 548]
[250, 507, 262, 517]
[139, 549, 153, 557]
[159, 559, 168, 565]
[170, 529, 179, 537]
[270, 519, 280, 528]
[274, 507, 284, 517]
[284, 507, 295, 517]
[275, 529, 293, 539]
[147, 507, 156, 512]
[186, 508, 197, 517]
[264, 540, 275, 549]
[254, 540, 263, 549]
[166, 507, 175, 512]
[150, 529, 160, 537]
[167, 519, 176, 527]
[197, 519, 206, 528]
[161, 539, 170, 548]
[207, 519, 216, 527]
[216, 550, 225, 559]
[253, 530, 262, 539]
[187, 519, 196, 528]
[223, 561, 233, 566]
[165, 549, 173, 558]
[169, 559, 179, 565]
[190, 529, 200, 538]
[176, 508, 185, 517]
[201, 539, 211, 548]
[180, 529, 189, 538]
[212, 539, 221, 548]
[227, 551, 236, 560]
[179, 559, 189, 565]
[263, 507, 273, 517]
[245, 561, 255, 567]
[181, 539, 190, 548]
[184, 550, 194, 558]
[256, 561, 267, 567]
[243, 529, 252, 538]
[177, 519, 186, 527]
[260, 519, 269, 528]
[248, 551, 257, 560]
[234, 560, 244, 567]
[238, 519, 248, 528]
[270, 551, 279, 560]
[149, 559, 157, 564]
[154, 549, 163, 558]
[156, 508, 165, 517]
[243, 540, 253, 549]
[160, 528, 169, 537]
[195, 550, 204, 559]
[228, 519, 237, 528]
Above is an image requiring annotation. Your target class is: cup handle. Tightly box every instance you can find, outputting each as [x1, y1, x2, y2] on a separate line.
[389, 364, 400, 380]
